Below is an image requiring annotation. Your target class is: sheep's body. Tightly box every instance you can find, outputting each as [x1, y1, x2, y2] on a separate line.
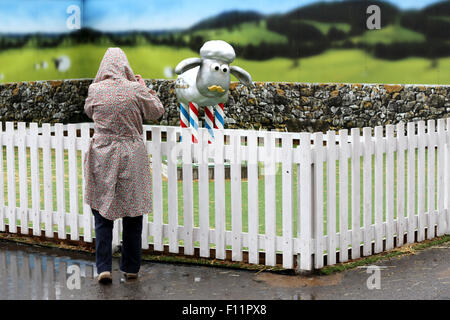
[175, 66, 228, 107]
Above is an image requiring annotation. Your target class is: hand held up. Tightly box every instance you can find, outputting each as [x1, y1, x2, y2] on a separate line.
[135, 74, 146, 86]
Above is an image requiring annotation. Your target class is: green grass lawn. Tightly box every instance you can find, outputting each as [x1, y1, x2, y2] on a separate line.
[1, 44, 450, 84]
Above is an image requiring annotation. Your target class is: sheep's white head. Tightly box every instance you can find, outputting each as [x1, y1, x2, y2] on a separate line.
[175, 40, 252, 99]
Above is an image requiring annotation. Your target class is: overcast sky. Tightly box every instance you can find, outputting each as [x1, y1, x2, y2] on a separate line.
[0, 0, 445, 33]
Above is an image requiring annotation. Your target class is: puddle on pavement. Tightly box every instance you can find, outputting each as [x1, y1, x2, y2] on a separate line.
[0, 241, 98, 300]
[254, 271, 344, 288]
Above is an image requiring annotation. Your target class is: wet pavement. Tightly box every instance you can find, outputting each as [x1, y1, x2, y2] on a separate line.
[0, 239, 449, 300]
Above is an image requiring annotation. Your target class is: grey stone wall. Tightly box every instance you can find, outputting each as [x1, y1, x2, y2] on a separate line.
[0, 79, 449, 132]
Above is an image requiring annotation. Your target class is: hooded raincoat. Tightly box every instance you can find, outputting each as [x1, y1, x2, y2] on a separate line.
[83, 48, 164, 220]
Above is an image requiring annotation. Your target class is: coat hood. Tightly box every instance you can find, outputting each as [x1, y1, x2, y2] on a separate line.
[93, 48, 136, 83]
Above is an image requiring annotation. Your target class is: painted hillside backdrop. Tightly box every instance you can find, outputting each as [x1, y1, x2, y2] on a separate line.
[0, 0, 450, 84]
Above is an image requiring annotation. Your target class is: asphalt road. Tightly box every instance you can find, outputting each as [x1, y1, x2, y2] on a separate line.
[0, 239, 449, 300]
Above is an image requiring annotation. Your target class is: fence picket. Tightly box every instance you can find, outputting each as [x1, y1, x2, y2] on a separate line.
[112, 220, 120, 247]
[281, 134, 293, 269]
[182, 127, 194, 256]
[214, 129, 226, 260]
[362, 127, 373, 255]
[167, 127, 179, 253]
[385, 125, 395, 250]
[140, 126, 149, 249]
[55, 123, 66, 239]
[374, 126, 383, 253]
[446, 119, 450, 235]
[42, 124, 53, 238]
[407, 122, 416, 244]
[151, 127, 163, 252]
[351, 128, 361, 259]
[427, 120, 436, 239]
[338, 129, 349, 262]
[396, 122, 406, 246]
[30, 123, 40, 236]
[230, 132, 243, 262]
[326, 130, 337, 265]
[198, 129, 210, 258]
[312, 132, 324, 268]
[81, 123, 92, 242]
[0, 123, 4, 232]
[6, 122, 17, 233]
[264, 131, 276, 266]
[18, 122, 28, 235]
[247, 131, 259, 264]
[437, 119, 445, 236]
[417, 121, 426, 242]
[68, 124, 78, 240]
[298, 133, 312, 270]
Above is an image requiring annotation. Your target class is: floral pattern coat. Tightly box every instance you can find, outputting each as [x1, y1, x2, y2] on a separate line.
[83, 48, 164, 220]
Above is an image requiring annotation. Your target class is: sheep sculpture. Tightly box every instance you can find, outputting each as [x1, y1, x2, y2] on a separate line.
[174, 40, 252, 143]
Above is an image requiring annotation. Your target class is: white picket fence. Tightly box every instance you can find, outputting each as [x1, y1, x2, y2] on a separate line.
[0, 120, 450, 272]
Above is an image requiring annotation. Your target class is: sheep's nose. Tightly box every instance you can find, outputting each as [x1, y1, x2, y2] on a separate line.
[207, 85, 225, 93]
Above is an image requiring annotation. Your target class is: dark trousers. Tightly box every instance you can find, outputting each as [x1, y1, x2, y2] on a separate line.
[92, 209, 143, 274]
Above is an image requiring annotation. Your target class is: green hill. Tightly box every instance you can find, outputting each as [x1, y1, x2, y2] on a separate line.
[352, 24, 426, 45]
[182, 20, 288, 46]
[189, 10, 263, 31]
[300, 19, 351, 35]
[287, 0, 400, 34]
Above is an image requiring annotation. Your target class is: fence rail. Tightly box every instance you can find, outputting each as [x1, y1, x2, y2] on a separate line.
[0, 120, 449, 271]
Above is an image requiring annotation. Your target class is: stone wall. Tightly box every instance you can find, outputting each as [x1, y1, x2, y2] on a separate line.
[0, 79, 449, 132]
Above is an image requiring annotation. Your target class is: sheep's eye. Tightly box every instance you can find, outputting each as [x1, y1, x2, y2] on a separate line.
[221, 65, 228, 73]
[211, 63, 220, 71]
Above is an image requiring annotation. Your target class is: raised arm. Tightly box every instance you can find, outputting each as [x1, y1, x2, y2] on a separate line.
[135, 84, 165, 121]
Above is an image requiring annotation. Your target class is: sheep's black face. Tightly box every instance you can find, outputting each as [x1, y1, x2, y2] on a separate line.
[196, 59, 230, 98]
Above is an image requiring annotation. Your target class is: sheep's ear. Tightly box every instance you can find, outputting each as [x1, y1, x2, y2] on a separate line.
[230, 66, 252, 86]
[174, 58, 202, 74]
